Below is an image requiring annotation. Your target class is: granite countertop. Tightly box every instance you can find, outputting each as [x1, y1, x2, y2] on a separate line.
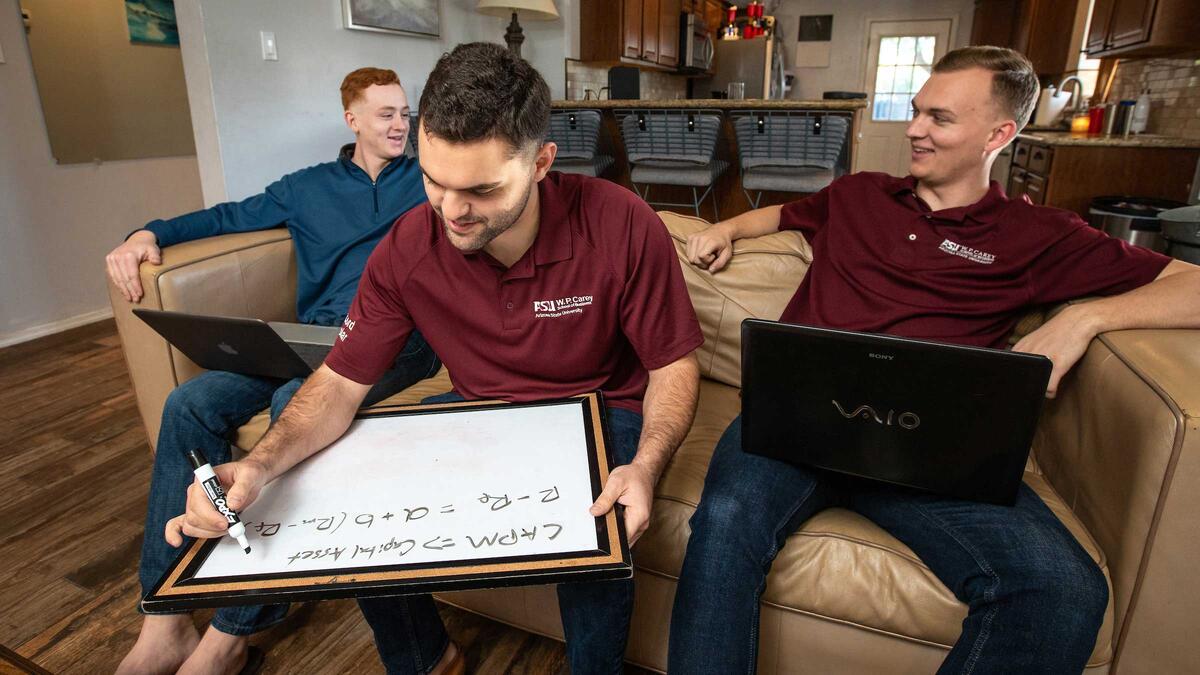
[552, 98, 867, 110]
[1016, 130, 1200, 149]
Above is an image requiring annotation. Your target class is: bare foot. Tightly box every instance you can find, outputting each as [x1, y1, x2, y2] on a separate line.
[176, 627, 251, 675]
[116, 614, 200, 675]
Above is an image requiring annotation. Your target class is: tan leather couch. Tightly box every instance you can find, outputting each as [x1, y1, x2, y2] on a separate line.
[109, 212, 1200, 673]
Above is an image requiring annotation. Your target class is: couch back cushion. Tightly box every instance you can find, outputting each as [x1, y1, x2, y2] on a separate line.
[658, 211, 811, 387]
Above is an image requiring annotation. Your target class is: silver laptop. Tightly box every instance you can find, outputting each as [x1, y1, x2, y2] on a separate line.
[133, 309, 338, 380]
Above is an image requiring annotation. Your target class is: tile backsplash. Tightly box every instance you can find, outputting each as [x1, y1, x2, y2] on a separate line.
[565, 60, 688, 101]
[1105, 57, 1200, 140]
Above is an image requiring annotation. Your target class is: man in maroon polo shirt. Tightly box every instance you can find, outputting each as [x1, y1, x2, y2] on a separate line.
[670, 47, 1200, 674]
[172, 43, 702, 675]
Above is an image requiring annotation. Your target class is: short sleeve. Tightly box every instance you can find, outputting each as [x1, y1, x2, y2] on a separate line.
[1027, 215, 1172, 305]
[619, 203, 705, 371]
[323, 228, 415, 385]
[778, 183, 832, 241]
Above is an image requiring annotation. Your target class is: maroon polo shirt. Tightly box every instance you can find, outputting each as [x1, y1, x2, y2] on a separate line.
[324, 171, 703, 414]
[779, 172, 1172, 349]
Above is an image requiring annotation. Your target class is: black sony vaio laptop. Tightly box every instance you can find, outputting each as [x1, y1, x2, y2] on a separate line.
[740, 319, 1053, 506]
[133, 309, 338, 380]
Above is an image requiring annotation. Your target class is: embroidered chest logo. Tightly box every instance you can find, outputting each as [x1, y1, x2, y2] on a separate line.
[338, 316, 356, 342]
[533, 295, 594, 318]
[938, 239, 996, 265]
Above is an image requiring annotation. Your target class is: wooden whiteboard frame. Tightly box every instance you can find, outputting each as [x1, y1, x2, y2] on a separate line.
[142, 393, 630, 612]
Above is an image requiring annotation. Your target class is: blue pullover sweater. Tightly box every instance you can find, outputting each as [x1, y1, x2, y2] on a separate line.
[143, 144, 426, 326]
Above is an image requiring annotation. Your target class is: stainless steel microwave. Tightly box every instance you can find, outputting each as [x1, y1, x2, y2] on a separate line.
[681, 13, 714, 72]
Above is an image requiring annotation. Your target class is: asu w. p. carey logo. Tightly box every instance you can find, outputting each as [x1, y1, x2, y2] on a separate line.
[533, 295, 594, 318]
[938, 239, 996, 265]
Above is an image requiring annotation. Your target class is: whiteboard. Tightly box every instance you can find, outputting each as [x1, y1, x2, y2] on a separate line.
[143, 395, 630, 611]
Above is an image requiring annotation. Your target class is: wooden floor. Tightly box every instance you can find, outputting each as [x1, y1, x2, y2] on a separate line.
[0, 321, 653, 674]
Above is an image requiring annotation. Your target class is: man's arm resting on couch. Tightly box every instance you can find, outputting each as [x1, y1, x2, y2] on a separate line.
[1015, 259, 1200, 397]
[106, 178, 294, 303]
[685, 205, 785, 273]
[165, 364, 371, 545]
[589, 353, 700, 545]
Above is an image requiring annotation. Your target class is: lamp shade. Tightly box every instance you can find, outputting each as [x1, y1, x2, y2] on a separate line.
[476, 0, 559, 21]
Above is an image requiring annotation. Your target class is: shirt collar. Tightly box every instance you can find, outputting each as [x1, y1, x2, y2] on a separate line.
[477, 177, 573, 279]
[532, 177, 572, 266]
[888, 175, 1009, 225]
[338, 143, 403, 178]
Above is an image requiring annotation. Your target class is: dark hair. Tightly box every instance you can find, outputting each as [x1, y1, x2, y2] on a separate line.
[933, 46, 1039, 130]
[419, 42, 551, 155]
[340, 67, 401, 111]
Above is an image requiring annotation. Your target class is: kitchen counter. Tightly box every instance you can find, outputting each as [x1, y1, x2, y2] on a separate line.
[553, 99, 867, 111]
[1016, 130, 1200, 149]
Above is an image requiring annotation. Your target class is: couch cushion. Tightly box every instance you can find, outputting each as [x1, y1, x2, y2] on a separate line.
[658, 211, 812, 388]
[636, 378, 1114, 664]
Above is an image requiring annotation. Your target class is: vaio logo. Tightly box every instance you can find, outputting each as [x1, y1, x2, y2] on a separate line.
[831, 400, 920, 430]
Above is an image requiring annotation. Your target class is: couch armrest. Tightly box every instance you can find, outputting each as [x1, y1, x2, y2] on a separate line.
[1033, 328, 1200, 673]
[108, 230, 297, 452]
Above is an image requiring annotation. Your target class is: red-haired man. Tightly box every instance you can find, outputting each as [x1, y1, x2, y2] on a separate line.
[113, 68, 437, 675]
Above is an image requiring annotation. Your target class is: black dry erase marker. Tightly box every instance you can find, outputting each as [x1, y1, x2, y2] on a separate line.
[186, 448, 251, 554]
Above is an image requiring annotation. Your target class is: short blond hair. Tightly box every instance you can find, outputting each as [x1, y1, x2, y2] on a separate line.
[933, 46, 1039, 130]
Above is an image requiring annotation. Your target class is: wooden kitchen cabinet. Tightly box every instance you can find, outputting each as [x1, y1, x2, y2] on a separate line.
[583, 0, 683, 70]
[642, 0, 659, 63]
[1007, 138, 1200, 217]
[683, 0, 724, 37]
[969, 0, 1080, 76]
[623, 0, 642, 59]
[1086, 0, 1114, 53]
[1086, 0, 1200, 57]
[658, 0, 681, 67]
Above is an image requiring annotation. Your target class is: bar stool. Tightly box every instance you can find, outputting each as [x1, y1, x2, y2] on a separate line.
[731, 111, 851, 208]
[547, 110, 614, 177]
[618, 109, 727, 220]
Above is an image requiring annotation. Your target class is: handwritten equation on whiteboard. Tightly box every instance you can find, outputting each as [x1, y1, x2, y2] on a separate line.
[192, 403, 602, 579]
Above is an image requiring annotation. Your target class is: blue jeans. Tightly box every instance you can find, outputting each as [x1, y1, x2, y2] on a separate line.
[356, 392, 643, 675]
[137, 332, 439, 635]
[669, 415, 1108, 675]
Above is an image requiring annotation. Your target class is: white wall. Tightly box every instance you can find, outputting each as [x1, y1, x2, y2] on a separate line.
[179, 0, 579, 203]
[775, 0, 975, 100]
[0, 1, 203, 346]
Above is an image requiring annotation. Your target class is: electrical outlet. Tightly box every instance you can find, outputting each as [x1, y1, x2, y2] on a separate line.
[260, 31, 278, 61]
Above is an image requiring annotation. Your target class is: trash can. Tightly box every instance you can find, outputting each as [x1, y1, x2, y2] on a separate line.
[1159, 204, 1200, 265]
[1087, 196, 1185, 253]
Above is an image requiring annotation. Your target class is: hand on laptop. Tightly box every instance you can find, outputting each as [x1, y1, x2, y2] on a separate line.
[1012, 305, 1098, 399]
[164, 459, 268, 546]
[685, 223, 735, 273]
[590, 462, 656, 545]
[105, 230, 161, 303]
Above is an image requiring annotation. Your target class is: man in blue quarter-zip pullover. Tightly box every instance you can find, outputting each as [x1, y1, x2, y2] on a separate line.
[111, 68, 439, 675]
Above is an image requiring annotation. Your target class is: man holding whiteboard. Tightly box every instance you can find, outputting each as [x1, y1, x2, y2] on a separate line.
[171, 43, 703, 675]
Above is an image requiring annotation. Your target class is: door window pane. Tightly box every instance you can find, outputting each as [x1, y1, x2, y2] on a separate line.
[875, 66, 895, 92]
[871, 34, 937, 121]
[878, 37, 899, 66]
[916, 37, 935, 65]
[896, 37, 916, 65]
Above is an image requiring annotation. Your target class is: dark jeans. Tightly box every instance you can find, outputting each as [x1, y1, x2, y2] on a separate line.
[137, 332, 439, 635]
[356, 391, 643, 675]
[668, 415, 1109, 675]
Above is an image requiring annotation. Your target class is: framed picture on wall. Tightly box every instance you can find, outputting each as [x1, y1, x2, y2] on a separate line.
[342, 0, 440, 38]
[125, 0, 180, 46]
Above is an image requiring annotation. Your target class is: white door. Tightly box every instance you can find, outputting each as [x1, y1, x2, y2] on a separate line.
[855, 19, 953, 175]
